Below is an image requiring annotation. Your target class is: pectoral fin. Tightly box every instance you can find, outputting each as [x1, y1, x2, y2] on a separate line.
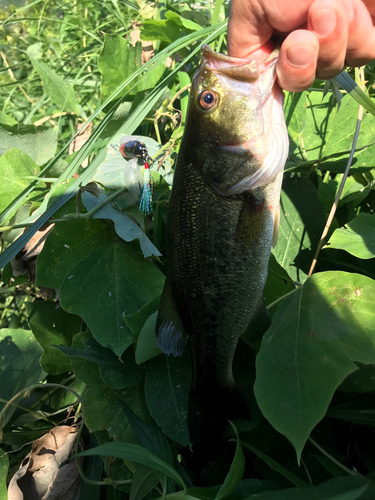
[155, 277, 187, 356]
[241, 298, 271, 348]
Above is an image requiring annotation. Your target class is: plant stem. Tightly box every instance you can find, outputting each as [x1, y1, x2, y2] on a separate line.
[308, 437, 359, 477]
[267, 285, 302, 311]
[308, 67, 365, 277]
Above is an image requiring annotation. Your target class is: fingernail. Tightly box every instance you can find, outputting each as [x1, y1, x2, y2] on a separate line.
[311, 9, 337, 36]
[286, 44, 315, 68]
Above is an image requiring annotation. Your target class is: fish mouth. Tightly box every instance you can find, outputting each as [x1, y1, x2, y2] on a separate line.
[201, 44, 277, 83]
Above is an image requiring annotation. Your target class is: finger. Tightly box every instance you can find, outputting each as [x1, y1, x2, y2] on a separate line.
[277, 30, 319, 92]
[228, 0, 314, 59]
[345, 0, 375, 66]
[308, 0, 348, 79]
[227, 0, 274, 59]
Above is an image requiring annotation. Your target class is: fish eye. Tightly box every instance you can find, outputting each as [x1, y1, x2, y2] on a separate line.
[199, 90, 218, 110]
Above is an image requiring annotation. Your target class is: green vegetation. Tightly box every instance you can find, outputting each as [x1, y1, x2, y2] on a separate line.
[1, 0, 375, 499]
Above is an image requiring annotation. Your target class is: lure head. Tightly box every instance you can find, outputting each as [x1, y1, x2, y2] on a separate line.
[183, 45, 288, 195]
[119, 140, 151, 164]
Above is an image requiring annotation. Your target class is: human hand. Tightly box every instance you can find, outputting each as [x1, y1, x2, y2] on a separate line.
[227, 0, 375, 91]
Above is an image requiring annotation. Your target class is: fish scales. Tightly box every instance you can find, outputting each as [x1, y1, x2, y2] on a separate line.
[156, 45, 289, 445]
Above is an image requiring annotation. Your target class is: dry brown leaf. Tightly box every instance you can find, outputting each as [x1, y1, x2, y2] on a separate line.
[69, 122, 93, 168]
[8, 425, 83, 500]
[129, 21, 154, 63]
[11, 223, 55, 292]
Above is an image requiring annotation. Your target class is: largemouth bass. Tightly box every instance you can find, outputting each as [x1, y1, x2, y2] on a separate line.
[156, 45, 289, 444]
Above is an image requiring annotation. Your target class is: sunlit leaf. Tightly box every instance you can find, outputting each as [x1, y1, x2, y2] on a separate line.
[29, 58, 80, 115]
[0, 124, 57, 166]
[0, 150, 40, 214]
[255, 271, 375, 461]
[327, 213, 375, 259]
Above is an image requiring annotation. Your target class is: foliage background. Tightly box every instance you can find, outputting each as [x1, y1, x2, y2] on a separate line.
[1, 0, 375, 499]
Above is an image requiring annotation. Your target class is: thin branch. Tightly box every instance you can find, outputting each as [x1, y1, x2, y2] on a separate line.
[307, 67, 365, 278]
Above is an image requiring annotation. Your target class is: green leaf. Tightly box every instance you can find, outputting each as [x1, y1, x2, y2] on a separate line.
[130, 466, 160, 500]
[273, 176, 326, 282]
[76, 442, 186, 490]
[27, 300, 82, 375]
[0, 150, 40, 214]
[0, 123, 57, 166]
[242, 476, 371, 500]
[57, 239, 164, 356]
[215, 423, 245, 500]
[82, 190, 161, 258]
[0, 451, 8, 500]
[98, 36, 166, 102]
[30, 58, 80, 115]
[118, 400, 174, 465]
[335, 70, 375, 117]
[141, 11, 201, 43]
[263, 254, 295, 308]
[0, 329, 44, 426]
[145, 352, 191, 446]
[254, 271, 375, 461]
[242, 443, 308, 488]
[55, 336, 144, 388]
[36, 218, 113, 290]
[83, 383, 149, 444]
[327, 213, 375, 259]
[135, 312, 162, 365]
[69, 331, 102, 385]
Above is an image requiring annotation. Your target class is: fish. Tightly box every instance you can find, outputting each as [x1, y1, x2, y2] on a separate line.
[155, 44, 289, 445]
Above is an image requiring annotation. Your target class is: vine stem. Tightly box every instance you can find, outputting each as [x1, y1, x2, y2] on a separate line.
[308, 437, 359, 477]
[307, 67, 365, 278]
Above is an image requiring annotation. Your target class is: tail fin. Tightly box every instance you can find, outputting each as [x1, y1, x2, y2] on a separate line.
[188, 382, 250, 448]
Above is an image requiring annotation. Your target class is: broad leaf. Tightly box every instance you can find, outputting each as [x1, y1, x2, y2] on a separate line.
[145, 352, 191, 446]
[0, 329, 44, 426]
[36, 218, 114, 290]
[30, 58, 80, 115]
[83, 383, 149, 444]
[0, 150, 40, 214]
[57, 240, 164, 355]
[55, 336, 144, 388]
[327, 213, 375, 259]
[0, 124, 57, 166]
[69, 331, 102, 386]
[135, 312, 162, 365]
[82, 191, 161, 258]
[98, 36, 166, 102]
[27, 301, 82, 375]
[255, 271, 375, 461]
[273, 176, 326, 282]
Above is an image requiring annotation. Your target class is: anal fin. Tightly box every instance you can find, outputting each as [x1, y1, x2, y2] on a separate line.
[155, 276, 187, 357]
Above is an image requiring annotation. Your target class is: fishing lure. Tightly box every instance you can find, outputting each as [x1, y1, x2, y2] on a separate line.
[118, 140, 154, 215]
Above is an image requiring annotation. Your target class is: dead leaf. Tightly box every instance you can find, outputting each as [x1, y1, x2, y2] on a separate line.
[11, 223, 54, 286]
[8, 425, 83, 500]
[69, 122, 92, 168]
[129, 21, 154, 63]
